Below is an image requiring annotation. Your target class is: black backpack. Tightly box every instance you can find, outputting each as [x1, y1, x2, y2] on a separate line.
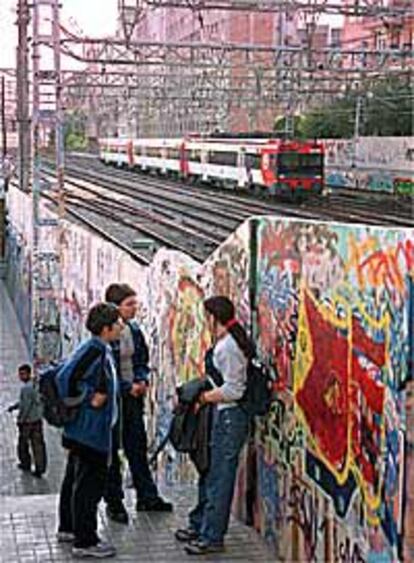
[205, 347, 273, 417]
[38, 362, 86, 428]
[240, 358, 273, 417]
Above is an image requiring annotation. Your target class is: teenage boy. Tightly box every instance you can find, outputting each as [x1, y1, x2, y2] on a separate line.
[57, 303, 123, 559]
[104, 283, 172, 524]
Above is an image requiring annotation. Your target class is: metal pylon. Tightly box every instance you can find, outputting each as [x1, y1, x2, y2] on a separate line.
[31, 0, 64, 367]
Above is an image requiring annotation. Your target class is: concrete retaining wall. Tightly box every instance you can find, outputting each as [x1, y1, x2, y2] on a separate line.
[324, 136, 413, 195]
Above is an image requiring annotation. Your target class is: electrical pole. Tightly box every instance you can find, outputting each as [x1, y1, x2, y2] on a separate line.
[1, 76, 7, 164]
[0, 76, 6, 258]
[353, 94, 364, 169]
[16, 0, 30, 193]
[31, 0, 64, 367]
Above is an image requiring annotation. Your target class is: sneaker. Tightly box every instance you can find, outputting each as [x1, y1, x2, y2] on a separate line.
[136, 497, 173, 512]
[106, 503, 129, 524]
[17, 463, 31, 471]
[175, 527, 199, 542]
[56, 531, 75, 543]
[31, 470, 43, 478]
[72, 542, 116, 559]
[185, 539, 225, 555]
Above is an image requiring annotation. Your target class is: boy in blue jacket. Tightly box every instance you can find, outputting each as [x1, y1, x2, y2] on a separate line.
[56, 303, 123, 559]
[104, 283, 172, 525]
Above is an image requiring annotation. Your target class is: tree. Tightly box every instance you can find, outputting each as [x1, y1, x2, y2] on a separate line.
[63, 110, 88, 150]
[301, 97, 356, 139]
[273, 115, 306, 138]
[364, 78, 412, 136]
[295, 77, 412, 138]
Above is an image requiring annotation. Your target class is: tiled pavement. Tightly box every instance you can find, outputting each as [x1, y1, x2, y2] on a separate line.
[0, 281, 275, 562]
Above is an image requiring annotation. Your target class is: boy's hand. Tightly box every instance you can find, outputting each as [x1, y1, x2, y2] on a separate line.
[90, 392, 107, 408]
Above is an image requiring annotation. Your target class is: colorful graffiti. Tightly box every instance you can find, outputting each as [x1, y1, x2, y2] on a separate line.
[254, 218, 413, 561]
[5, 182, 414, 560]
[202, 222, 251, 324]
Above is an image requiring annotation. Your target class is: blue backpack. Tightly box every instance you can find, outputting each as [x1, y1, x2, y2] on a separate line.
[38, 362, 86, 428]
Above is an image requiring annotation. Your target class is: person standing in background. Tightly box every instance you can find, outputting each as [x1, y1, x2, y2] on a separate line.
[7, 363, 47, 478]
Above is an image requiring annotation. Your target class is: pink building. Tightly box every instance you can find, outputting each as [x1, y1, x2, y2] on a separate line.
[342, 0, 413, 52]
[132, 9, 303, 132]
[116, 8, 343, 134]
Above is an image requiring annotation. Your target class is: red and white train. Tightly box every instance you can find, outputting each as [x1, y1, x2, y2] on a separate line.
[99, 136, 324, 197]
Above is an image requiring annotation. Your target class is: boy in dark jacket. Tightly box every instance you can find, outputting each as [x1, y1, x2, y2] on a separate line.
[7, 364, 47, 477]
[104, 283, 172, 525]
[56, 303, 123, 559]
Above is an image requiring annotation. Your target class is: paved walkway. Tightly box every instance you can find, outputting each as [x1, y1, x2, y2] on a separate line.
[0, 281, 275, 562]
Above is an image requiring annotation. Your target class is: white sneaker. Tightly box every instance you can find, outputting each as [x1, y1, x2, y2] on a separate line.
[56, 531, 75, 543]
[72, 542, 116, 559]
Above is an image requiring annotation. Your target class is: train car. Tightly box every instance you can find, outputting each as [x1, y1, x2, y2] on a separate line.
[99, 137, 132, 167]
[99, 136, 324, 197]
[265, 139, 324, 195]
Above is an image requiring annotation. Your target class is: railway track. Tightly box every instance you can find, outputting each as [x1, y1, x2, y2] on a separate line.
[35, 155, 413, 264]
[64, 156, 413, 226]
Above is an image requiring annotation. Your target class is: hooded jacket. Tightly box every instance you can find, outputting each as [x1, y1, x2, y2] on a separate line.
[57, 337, 118, 454]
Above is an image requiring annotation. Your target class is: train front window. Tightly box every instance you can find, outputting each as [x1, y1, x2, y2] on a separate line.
[277, 153, 323, 177]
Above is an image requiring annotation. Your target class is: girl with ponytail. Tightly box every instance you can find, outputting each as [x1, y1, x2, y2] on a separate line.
[176, 295, 255, 556]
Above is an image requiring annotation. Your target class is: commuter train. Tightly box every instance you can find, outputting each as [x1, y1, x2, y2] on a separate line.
[98, 136, 325, 197]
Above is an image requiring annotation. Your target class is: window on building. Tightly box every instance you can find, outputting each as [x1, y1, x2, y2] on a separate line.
[330, 28, 341, 48]
[390, 30, 401, 49]
[375, 32, 386, 51]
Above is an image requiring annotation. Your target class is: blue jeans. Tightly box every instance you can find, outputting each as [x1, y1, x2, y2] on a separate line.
[189, 406, 249, 545]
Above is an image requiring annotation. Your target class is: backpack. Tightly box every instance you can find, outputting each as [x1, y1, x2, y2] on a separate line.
[38, 362, 86, 428]
[205, 347, 273, 417]
[240, 358, 273, 417]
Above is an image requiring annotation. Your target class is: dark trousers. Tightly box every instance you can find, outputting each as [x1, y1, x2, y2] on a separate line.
[59, 448, 108, 548]
[17, 420, 47, 473]
[105, 395, 158, 505]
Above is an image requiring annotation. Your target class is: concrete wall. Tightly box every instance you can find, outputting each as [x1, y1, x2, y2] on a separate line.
[5, 185, 414, 560]
[324, 136, 414, 195]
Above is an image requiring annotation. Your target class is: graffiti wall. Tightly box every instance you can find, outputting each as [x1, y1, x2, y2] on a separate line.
[252, 218, 414, 561]
[5, 182, 414, 560]
[5, 186, 33, 344]
[5, 185, 149, 357]
[324, 136, 413, 195]
[146, 223, 252, 484]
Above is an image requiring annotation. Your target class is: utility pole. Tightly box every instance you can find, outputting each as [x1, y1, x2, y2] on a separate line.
[1, 76, 7, 164]
[31, 0, 64, 366]
[0, 76, 7, 258]
[353, 94, 364, 169]
[16, 0, 30, 193]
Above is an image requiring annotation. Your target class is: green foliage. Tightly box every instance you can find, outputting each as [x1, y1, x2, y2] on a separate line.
[364, 78, 412, 136]
[274, 115, 306, 138]
[63, 110, 88, 150]
[290, 78, 412, 139]
[65, 132, 88, 150]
